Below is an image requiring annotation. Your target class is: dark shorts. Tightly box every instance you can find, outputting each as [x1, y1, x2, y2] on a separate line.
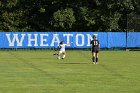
[92, 48, 99, 53]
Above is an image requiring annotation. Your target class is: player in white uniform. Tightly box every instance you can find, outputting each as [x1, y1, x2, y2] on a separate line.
[58, 41, 72, 59]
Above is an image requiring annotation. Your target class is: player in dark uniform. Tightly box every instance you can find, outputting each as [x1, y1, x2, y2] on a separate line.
[90, 34, 100, 64]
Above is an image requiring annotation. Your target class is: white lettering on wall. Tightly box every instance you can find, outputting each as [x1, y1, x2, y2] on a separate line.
[5, 33, 94, 47]
[63, 34, 73, 46]
[6, 34, 25, 46]
[51, 34, 60, 46]
[40, 34, 48, 46]
[76, 34, 84, 46]
[28, 34, 38, 46]
[87, 34, 93, 46]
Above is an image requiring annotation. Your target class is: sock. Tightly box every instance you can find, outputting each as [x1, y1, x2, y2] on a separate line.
[96, 58, 98, 62]
[92, 57, 95, 62]
[62, 55, 66, 58]
[58, 54, 61, 59]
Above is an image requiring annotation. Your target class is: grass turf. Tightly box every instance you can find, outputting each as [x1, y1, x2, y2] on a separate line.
[0, 50, 140, 93]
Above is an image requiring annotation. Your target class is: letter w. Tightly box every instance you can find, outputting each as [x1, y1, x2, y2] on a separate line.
[6, 34, 25, 46]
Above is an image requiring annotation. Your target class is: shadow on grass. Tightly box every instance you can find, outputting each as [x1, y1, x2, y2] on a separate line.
[59, 62, 91, 64]
[30, 58, 48, 59]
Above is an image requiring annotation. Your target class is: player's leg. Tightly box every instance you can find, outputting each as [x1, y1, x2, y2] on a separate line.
[62, 52, 66, 59]
[58, 51, 62, 59]
[92, 52, 96, 64]
[95, 52, 99, 64]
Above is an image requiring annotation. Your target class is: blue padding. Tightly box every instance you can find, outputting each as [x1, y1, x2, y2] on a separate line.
[0, 32, 139, 48]
[108, 32, 126, 48]
[127, 32, 140, 48]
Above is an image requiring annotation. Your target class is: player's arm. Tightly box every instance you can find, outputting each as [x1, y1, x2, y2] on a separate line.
[98, 41, 100, 47]
[98, 40, 100, 49]
[90, 44, 93, 51]
[58, 42, 62, 50]
[90, 40, 93, 51]
[66, 42, 73, 46]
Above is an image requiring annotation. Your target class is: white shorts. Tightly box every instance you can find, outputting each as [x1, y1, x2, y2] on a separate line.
[59, 51, 65, 54]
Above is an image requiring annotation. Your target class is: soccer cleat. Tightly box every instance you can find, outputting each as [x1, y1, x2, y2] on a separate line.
[96, 62, 98, 64]
[92, 62, 95, 64]
[57, 57, 61, 59]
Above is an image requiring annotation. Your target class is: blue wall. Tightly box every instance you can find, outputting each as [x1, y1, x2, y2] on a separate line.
[127, 32, 140, 48]
[0, 32, 139, 48]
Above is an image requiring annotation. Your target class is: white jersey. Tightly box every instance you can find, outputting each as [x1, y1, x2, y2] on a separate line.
[59, 44, 66, 52]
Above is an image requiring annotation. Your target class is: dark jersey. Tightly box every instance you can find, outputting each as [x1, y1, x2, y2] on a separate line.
[90, 40, 100, 53]
[90, 40, 100, 48]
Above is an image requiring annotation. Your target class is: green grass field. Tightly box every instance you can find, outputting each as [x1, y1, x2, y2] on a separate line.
[0, 50, 140, 93]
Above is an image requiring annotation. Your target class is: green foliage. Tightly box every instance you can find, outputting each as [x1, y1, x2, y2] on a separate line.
[100, 13, 122, 31]
[51, 8, 76, 31]
[0, 0, 30, 31]
[0, 0, 140, 31]
[79, 7, 96, 26]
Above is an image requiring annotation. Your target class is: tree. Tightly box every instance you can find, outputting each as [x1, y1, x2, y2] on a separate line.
[0, 0, 139, 32]
[0, 0, 30, 31]
[50, 8, 76, 31]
